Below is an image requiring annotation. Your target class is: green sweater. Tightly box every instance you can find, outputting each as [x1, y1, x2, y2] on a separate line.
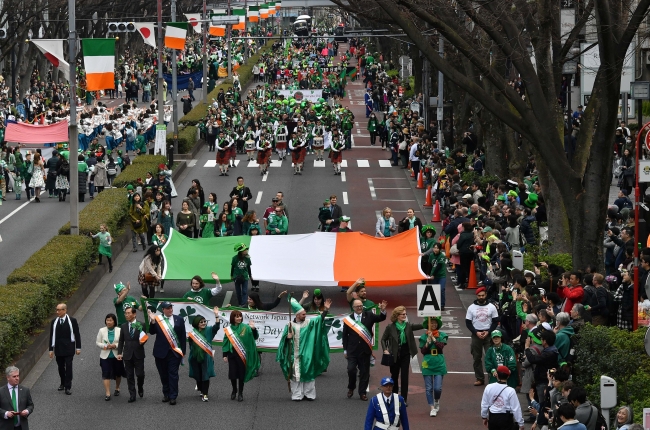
[429, 252, 447, 279]
[485, 343, 518, 387]
[266, 213, 288, 235]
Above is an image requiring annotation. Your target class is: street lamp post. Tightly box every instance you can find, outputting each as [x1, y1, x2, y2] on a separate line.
[68, 0, 79, 234]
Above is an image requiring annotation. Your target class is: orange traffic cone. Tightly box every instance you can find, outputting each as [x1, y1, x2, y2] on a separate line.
[416, 171, 424, 189]
[467, 260, 478, 289]
[432, 200, 441, 222]
[424, 185, 433, 207]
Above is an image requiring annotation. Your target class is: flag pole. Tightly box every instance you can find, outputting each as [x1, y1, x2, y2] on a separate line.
[68, 0, 79, 234]
[157, 0, 165, 136]
[171, 0, 179, 156]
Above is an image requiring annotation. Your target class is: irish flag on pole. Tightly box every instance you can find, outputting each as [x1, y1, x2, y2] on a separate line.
[275, 1, 281, 10]
[247, 5, 259, 22]
[82, 39, 115, 91]
[268, 2, 276, 15]
[210, 9, 226, 37]
[260, 3, 269, 19]
[165, 22, 187, 50]
[233, 9, 246, 30]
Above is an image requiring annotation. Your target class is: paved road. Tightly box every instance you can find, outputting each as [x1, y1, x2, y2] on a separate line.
[14, 50, 545, 430]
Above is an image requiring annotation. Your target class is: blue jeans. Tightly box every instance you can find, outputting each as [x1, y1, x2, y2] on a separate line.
[431, 277, 446, 308]
[423, 374, 444, 405]
[234, 278, 248, 307]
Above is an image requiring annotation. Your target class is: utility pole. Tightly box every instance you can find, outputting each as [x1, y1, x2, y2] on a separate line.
[422, 52, 429, 127]
[68, 0, 79, 234]
[171, 0, 178, 155]
[202, 0, 208, 104]
[157, 0, 165, 133]
[227, 0, 232, 79]
[437, 37, 444, 151]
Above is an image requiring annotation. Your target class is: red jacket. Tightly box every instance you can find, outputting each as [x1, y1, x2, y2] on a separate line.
[557, 285, 585, 313]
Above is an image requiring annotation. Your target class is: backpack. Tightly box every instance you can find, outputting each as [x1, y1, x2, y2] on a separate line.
[582, 285, 599, 309]
[107, 161, 117, 176]
[60, 161, 70, 176]
[566, 333, 578, 364]
[586, 404, 608, 430]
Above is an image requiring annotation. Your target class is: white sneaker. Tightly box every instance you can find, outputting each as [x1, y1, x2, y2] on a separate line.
[430, 409, 436, 417]
[434, 401, 440, 411]
[370, 355, 376, 367]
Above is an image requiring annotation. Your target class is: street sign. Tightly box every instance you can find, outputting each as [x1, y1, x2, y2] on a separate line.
[416, 284, 441, 317]
[640, 160, 650, 183]
[631, 81, 650, 99]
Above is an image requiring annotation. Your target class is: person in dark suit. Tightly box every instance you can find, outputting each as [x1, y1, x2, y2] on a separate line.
[117, 306, 147, 403]
[147, 302, 186, 405]
[326, 195, 343, 231]
[229, 177, 253, 215]
[0, 366, 34, 430]
[48, 303, 81, 395]
[343, 298, 388, 401]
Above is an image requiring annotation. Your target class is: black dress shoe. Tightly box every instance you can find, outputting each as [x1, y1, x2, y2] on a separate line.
[231, 392, 237, 400]
[105, 395, 111, 401]
[138, 387, 144, 398]
[58, 385, 65, 391]
[65, 389, 72, 395]
[237, 393, 243, 402]
[162, 396, 170, 402]
[114, 390, 120, 396]
[128, 396, 136, 403]
[169, 399, 176, 405]
[347, 389, 353, 398]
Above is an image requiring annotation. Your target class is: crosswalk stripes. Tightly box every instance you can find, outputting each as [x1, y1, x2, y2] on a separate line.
[203, 160, 241, 167]
[357, 160, 370, 167]
[197, 159, 406, 168]
[378, 160, 392, 167]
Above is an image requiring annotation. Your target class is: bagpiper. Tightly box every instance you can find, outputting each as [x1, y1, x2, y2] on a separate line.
[256, 131, 272, 176]
[288, 131, 307, 175]
[216, 131, 232, 176]
[329, 128, 345, 175]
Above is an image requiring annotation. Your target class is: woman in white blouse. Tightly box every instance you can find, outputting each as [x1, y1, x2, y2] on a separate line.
[96, 313, 125, 401]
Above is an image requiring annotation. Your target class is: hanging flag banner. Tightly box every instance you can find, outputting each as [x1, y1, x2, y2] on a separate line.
[143, 299, 379, 352]
[247, 5, 259, 22]
[232, 8, 246, 30]
[210, 9, 226, 36]
[82, 38, 115, 91]
[184, 13, 202, 34]
[268, 2, 276, 15]
[31, 39, 70, 79]
[275, 1, 282, 10]
[165, 22, 188, 50]
[134, 23, 156, 48]
[277, 89, 323, 103]
[260, 3, 269, 19]
[154, 124, 167, 156]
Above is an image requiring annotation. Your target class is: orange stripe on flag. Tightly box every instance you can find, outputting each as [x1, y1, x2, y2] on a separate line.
[233, 23, 245, 30]
[86, 72, 115, 91]
[333, 229, 425, 287]
[165, 36, 185, 50]
[210, 27, 226, 36]
[249, 16, 259, 22]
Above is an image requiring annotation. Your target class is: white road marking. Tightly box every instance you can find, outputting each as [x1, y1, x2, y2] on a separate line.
[341, 160, 348, 168]
[233, 160, 240, 166]
[341, 171, 346, 182]
[248, 160, 259, 167]
[204, 160, 217, 167]
[351, 135, 355, 147]
[355, 122, 359, 126]
[342, 191, 349, 204]
[446, 371, 477, 374]
[374, 187, 411, 190]
[314, 160, 326, 167]
[255, 191, 263, 205]
[0, 191, 47, 225]
[368, 178, 377, 200]
[357, 159, 370, 167]
[410, 355, 422, 374]
[188, 159, 198, 167]
[262, 171, 268, 182]
[270, 160, 282, 167]
[378, 160, 392, 167]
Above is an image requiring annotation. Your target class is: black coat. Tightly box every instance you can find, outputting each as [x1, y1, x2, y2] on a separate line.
[329, 204, 343, 230]
[526, 345, 559, 385]
[381, 321, 425, 362]
[229, 186, 253, 214]
[117, 322, 146, 360]
[49, 315, 81, 357]
[342, 310, 386, 356]
[78, 169, 88, 194]
[398, 216, 423, 233]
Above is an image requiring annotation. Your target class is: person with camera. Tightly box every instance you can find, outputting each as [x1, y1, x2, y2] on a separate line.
[480, 365, 524, 430]
[129, 193, 149, 252]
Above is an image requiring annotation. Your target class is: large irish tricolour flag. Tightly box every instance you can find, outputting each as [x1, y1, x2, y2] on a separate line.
[82, 39, 115, 91]
[161, 228, 426, 287]
[165, 22, 187, 50]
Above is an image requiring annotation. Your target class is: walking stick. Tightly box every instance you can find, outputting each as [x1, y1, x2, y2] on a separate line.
[286, 292, 293, 392]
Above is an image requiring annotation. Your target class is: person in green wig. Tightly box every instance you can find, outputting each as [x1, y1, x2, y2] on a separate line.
[276, 295, 332, 401]
[188, 308, 220, 402]
[112, 282, 142, 326]
[222, 309, 260, 402]
[418, 316, 448, 417]
[484, 329, 517, 388]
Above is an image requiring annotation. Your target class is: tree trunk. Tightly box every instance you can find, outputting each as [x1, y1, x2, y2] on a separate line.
[537, 156, 572, 255]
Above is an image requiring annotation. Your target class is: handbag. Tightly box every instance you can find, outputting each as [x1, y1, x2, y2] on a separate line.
[144, 273, 157, 283]
[133, 219, 142, 229]
[381, 353, 394, 367]
[450, 244, 459, 255]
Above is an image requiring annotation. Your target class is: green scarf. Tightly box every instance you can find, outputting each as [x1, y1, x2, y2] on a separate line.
[236, 183, 245, 191]
[395, 321, 407, 345]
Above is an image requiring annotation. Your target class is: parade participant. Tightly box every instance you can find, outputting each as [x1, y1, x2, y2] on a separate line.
[247, 290, 287, 310]
[276, 296, 332, 401]
[344, 298, 388, 401]
[222, 310, 260, 402]
[288, 131, 307, 175]
[147, 302, 186, 405]
[419, 316, 447, 417]
[485, 330, 518, 388]
[312, 119, 326, 161]
[346, 278, 377, 311]
[49, 303, 82, 395]
[466, 286, 499, 386]
[426, 243, 448, 310]
[201, 193, 219, 238]
[275, 121, 289, 160]
[329, 128, 345, 175]
[231, 243, 253, 306]
[117, 305, 147, 403]
[331, 215, 353, 232]
[113, 282, 142, 326]
[183, 273, 223, 306]
[91, 223, 113, 273]
[256, 131, 272, 175]
[364, 377, 410, 430]
[480, 366, 525, 430]
[216, 131, 232, 176]
[229, 177, 252, 216]
[188, 308, 220, 402]
[298, 289, 327, 312]
[228, 129, 238, 169]
[95, 313, 125, 401]
[265, 206, 288, 235]
[243, 125, 257, 160]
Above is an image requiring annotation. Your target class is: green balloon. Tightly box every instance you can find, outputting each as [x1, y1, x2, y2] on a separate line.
[301, 101, 306, 108]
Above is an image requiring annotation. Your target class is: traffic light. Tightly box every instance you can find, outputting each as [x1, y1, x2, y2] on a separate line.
[108, 22, 136, 33]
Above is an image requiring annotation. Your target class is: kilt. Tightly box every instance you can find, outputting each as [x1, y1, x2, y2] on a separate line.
[216, 149, 229, 164]
[229, 145, 237, 158]
[329, 151, 342, 163]
[276, 140, 287, 150]
[292, 147, 306, 163]
[257, 149, 271, 165]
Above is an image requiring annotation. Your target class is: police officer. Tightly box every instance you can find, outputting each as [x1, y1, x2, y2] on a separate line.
[364, 377, 410, 430]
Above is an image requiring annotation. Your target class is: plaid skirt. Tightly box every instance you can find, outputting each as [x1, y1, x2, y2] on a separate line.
[329, 151, 342, 163]
[291, 147, 306, 163]
[216, 149, 229, 164]
[257, 149, 271, 165]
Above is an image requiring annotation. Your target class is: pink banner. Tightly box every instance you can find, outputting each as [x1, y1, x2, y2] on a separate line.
[5, 120, 69, 144]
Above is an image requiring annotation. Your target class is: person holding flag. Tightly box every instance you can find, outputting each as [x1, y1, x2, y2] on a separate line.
[222, 310, 260, 402]
[147, 302, 186, 405]
[276, 295, 332, 401]
[188, 308, 221, 402]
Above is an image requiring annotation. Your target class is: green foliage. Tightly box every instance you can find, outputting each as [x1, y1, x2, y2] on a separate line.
[386, 69, 399, 78]
[574, 325, 650, 423]
[523, 252, 573, 276]
[0, 322, 20, 373]
[166, 125, 197, 154]
[461, 171, 500, 191]
[112, 155, 167, 189]
[7, 235, 95, 299]
[643, 100, 650, 118]
[58, 188, 130, 236]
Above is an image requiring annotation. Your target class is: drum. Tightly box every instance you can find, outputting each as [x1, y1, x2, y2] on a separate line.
[245, 140, 255, 151]
[313, 137, 324, 149]
[276, 133, 287, 150]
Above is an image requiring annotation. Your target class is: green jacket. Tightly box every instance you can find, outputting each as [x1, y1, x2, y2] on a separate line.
[135, 135, 147, 154]
[429, 251, 447, 279]
[555, 325, 575, 366]
[485, 343, 518, 387]
[367, 118, 378, 132]
[266, 213, 288, 235]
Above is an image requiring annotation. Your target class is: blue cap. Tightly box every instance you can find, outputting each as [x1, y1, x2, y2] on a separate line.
[380, 377, 394, 386]
[160, 301, 173, 309]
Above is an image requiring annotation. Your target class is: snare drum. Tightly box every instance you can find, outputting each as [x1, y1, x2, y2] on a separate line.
[276, 134, 287, 150]
[245, 140, 255, 151]
[313, 137, 324, 149]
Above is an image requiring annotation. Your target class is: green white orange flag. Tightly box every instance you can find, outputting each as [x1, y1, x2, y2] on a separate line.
[82, 39, 115, 91]
[165, 22, 187, 50]
[247, 5, 259, 22]
[275, 1, 281, 10]
[260, 3, 269, 19]
[232, 9, 246, 30]
[268, 2, 276, 15]
[210, 9, 226, 36]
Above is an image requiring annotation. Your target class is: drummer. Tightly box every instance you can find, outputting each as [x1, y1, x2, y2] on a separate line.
[244, 124, 257, 161]
[288, 131, 307, 175]
[275, 121, 289, 161]
[312, 118, 326, 162]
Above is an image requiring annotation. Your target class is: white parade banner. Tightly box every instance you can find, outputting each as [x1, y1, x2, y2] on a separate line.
[277, 89, 323, 102]
[154, 124, 167, 156]
[142, 298, 379, 352]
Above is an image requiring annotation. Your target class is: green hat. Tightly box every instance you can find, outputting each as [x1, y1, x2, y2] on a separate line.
[523, 193, 538, 209]
[117, 150, 123, 155]
[507, 190, 518, 198]
[114, 283, 126, 294]
[234, 243, 248, 253]
[482, 227, 493, 233]
[289, 296, 304, 314]
[421, 224, 436, 236]
[192, 315, 206, 328]
[491, 330, 502, 338]
[126, 184, 134, 191]
[314, 289, 322, 297]
[339, 215, 351, 222]
[423, 316, 442, 329]
[497, 195, 506, 202]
